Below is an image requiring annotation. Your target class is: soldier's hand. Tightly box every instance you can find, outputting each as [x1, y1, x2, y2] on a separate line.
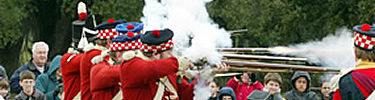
[177, 57, 193, 71]
[213, 62, 230, 73]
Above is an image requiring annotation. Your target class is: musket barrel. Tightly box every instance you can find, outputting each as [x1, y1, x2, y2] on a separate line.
[222, 54, 308, 62]
[222, 60, 340, 72]
[217, 48, 270, 52]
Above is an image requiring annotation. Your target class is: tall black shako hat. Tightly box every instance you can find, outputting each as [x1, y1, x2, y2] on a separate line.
[140, 28, 174, 53]
[354, 24, 375, 51]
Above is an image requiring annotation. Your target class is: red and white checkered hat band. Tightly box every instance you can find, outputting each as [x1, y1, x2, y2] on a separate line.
[141, 39, 174, 52]
[134, 30, 144, 35]
[110, 39, 142, 51]
[98, 28, 119, 39]
[119, 31, 143, 36]
[354, 32, 375, 50]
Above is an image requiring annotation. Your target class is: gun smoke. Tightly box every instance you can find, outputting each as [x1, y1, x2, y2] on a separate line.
[141, 0, 232, 99]
[270, 28, 356, 69]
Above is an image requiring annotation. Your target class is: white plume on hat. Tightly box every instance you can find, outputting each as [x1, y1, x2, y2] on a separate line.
[78, 2, 87, 14]
[77, 2, 87, 20]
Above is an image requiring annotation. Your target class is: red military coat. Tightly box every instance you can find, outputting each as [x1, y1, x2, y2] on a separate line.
[90, 59, 121, 100]
[120, 56, 186, 100]
[61, 53, 83, 100]
[333, 59, 375, 100]
[80, 47, 106, 100]
[170, 73, 196, 100]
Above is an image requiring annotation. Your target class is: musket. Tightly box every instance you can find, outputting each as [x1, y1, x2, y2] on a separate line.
[222, 54, 307, 62]
[218, 48, 269, 53]
[222, 60, 340, 72]
[228, 29, 248, 36]
[218, 47, 303, 55]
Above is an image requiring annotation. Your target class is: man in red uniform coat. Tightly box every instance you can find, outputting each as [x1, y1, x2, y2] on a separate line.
[332, 24, 375, 100]
[61, 48, 83, 100]
[120, 29, 196, 100]
[79, 19, 126, 100]
[90, 22, 144, 100]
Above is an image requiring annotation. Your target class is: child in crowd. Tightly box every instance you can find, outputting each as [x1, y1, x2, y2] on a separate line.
[209, 79, 220, 100]
[226, 72, 263, 100]
[0, 78, 9, 100]
[217, 87, 236, 100]
[284, 71, 318, 100]
[14, 70, 46, 100]
[320, 81, 331, 100]
[248, 73, 284, 100]
[54, 83, 64, 100]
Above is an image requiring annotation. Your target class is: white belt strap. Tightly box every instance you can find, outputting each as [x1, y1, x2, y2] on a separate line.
[154, 78, 166, 100]
[153, 77, 178, 100]
[73, 91, 81, 100]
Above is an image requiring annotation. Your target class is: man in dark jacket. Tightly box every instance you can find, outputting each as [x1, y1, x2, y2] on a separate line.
[284, 71, 319, 100]
[10, 41, 50, 94]
[35, 55, 63, 100]
[217, 87, 236, 100]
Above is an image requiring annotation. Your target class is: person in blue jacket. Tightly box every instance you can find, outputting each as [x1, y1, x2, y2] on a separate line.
[35, 55, 62, 100]
[217, 87, 236, 100]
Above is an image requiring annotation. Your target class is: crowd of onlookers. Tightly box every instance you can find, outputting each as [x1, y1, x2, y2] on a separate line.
[0, 42, 63, 100]
[208, 71, 333, 100]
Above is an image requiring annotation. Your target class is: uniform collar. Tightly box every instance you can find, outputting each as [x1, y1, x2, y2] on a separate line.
[94, 45, 107, 51]
[136, 50, 152, 61]
[355, 59, 375, 69]
[107, 58, 115, 65]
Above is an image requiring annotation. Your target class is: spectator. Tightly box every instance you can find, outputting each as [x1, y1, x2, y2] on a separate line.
[0, 65, 8, 81]
[35, 55, 63, 100]
[54, 83, 64, 100]
[226, 72, 263, 100]
[320, 81, 331, 100]
[284, 71, 319, 100]
[14, 70, 46, 100]
[0, 78, 9, 100]
[208, 79, 220, 100]
[217, 87, 236, 100]
[0, 65, 9, 100]
[10, 41, 49, 93]
[248, 73, 284, 100]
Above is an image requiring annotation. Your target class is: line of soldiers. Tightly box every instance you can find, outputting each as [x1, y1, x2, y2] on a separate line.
[61, 18, 228, 100]
[62, 2, 375, 99]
